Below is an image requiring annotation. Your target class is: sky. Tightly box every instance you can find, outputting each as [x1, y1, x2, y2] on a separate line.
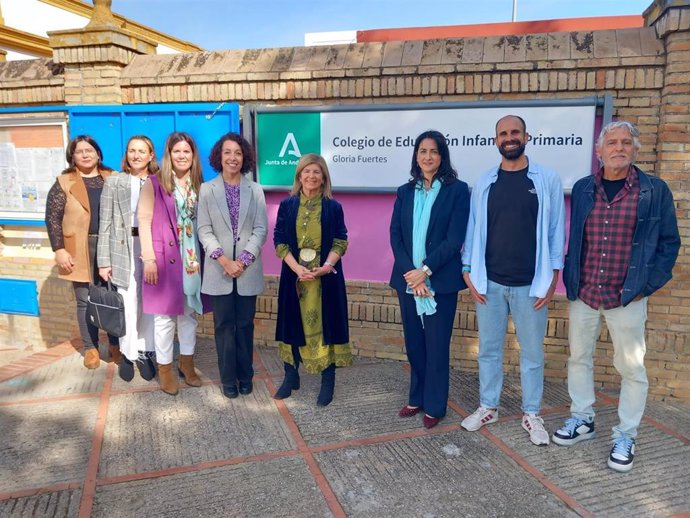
[109, 0, 655, 51]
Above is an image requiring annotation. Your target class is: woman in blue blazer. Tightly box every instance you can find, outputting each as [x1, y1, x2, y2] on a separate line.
[389, 130, 470, 428]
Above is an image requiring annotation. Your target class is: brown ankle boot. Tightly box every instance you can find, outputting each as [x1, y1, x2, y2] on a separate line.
[83, 348, 101, 369]
[109, 344, 122, 364]
[157, 363, 179, 395]
[178, 354, 201, 387]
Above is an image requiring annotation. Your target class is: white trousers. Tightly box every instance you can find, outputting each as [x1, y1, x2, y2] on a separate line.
[118, 236, 155, 361]
[568, 297, 649, 439]
[153, 302, 197, 365]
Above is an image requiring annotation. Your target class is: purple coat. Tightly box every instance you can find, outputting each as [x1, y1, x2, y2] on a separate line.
[142, 176, 185, 316]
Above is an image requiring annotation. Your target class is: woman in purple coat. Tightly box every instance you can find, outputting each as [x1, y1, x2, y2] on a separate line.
[139, 132, 204, 396]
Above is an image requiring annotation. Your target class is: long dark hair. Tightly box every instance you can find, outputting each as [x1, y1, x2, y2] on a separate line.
[159, 132, 202, 195]
[408, 130, 458, 185]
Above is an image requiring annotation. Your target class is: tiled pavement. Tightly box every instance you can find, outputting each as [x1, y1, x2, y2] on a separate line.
[1, 340, 689, 517]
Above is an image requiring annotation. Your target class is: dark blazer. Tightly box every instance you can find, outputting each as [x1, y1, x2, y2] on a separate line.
[564, 166, 680, 306]
[274, 195, 349, 347]
[389, 178, 470, 294]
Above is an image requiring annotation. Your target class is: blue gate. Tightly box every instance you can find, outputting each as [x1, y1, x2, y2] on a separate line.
[68, 102, 240, 181]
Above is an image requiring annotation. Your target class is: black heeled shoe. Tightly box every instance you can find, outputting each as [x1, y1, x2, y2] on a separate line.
[274, 362, 300, 400]
[317, 364, 336, 407]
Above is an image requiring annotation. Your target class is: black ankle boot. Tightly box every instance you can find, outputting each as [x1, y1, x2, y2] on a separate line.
[118, 357, 134, 382]
[136, 351, 156, 381]
[317, 364, 336, 407]
[273, 362, 300, 400]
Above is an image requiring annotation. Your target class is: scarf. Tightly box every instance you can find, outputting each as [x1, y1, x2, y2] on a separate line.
[173, 177, 202, 314]
[409, 178, 441, 319]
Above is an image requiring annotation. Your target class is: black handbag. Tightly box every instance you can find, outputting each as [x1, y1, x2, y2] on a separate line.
[86, 281, 126, 337]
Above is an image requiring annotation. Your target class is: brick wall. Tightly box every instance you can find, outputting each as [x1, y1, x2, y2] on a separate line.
[0, 1, 687, 400]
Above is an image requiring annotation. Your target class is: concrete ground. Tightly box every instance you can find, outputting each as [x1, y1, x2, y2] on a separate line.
[0, 340, 688, 518]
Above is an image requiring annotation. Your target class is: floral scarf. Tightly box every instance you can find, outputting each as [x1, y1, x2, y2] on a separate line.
[173, 177, 202, 314]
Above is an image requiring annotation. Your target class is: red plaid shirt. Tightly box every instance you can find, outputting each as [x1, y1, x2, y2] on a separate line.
[578, 166, 639, 309]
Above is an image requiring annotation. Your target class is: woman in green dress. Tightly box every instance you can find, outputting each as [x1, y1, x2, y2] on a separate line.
[273, 153, 351, 407]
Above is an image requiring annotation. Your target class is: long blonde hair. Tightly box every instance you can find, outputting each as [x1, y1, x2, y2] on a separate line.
[121, 135, 159, 175]
[158, 132, 202, 195]
[290, 153, 333, 198]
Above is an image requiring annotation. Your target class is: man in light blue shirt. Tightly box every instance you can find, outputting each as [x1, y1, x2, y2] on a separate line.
[461, 115, 565, 445]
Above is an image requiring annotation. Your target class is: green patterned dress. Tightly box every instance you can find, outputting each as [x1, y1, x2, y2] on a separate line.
[276, 192, 352, 374]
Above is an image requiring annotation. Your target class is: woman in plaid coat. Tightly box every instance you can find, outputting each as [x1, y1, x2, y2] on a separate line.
[97, 135, 158, 382]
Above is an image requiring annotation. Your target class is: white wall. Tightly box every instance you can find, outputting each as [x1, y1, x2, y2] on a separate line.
[304, 30, 357, 46]
[2, 0, 88, 37]
[2, 49, 38, 60]
[0, 0, 180, 59]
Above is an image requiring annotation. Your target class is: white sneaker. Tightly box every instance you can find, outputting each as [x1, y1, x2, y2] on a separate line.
[522, 413, 550, 446]
[461, 406, 498, 431]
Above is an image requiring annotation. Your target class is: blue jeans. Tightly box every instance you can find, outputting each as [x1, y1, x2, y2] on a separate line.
[568, 297, 648, 440]
[475, 280, 547, 413]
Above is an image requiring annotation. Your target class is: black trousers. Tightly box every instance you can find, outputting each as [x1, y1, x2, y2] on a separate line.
[73, 235, 118, 350]
[398, 291, 458, 418]
[211, 289, 257, 388]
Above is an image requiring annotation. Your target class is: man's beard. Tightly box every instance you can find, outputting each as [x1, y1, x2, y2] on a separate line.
[499, 141, 526, 160]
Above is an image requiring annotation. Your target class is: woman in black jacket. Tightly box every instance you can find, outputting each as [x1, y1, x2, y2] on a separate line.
[390, 130, 470, 428]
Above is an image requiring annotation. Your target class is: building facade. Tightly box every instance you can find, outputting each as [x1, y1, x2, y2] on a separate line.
[0, 0, 688, 401]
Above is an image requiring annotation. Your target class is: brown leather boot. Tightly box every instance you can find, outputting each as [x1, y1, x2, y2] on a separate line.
[109, 344, 122, 364]
[178, 354, 201, 387]
[83, 348, 101, 369]
[157, 363, 179, 396]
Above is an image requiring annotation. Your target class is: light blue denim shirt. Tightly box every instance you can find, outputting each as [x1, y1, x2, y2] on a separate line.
[461, 160, 566, 298]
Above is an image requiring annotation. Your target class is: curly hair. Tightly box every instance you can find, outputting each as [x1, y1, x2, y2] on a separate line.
[208, 132, 256, 174]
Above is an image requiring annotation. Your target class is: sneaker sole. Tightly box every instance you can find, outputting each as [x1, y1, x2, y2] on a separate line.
[607, 458, 633, 473]
[552, 431, 596, 447]
[527, 434, 550, 446]
[461, 416, 498, 432]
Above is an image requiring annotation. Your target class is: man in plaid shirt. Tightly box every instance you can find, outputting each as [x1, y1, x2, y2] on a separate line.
[553, 121, 680, 473]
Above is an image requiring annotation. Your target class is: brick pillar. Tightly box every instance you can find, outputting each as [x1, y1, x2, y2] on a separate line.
[47, 0, 156, 104]
[644, 0, 690, 397]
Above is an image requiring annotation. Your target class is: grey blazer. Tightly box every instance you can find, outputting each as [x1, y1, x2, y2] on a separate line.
[97, 173, 135, 289]
[197, 174, 268, 296]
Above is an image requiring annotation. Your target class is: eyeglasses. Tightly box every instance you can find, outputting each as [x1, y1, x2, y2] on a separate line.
[74, 149, 97, 156]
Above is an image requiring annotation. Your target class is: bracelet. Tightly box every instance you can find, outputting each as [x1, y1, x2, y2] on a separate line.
[142, 258, 156, 264]
[324, 261, 338, 274]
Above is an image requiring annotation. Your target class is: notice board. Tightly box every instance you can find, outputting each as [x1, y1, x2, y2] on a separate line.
[0, 115, 68, 222]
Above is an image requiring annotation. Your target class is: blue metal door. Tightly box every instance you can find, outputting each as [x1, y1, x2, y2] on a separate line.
[68, 102, 240, 181]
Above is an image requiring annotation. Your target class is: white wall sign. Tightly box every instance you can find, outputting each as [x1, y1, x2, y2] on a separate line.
[255, 102, 598, 191]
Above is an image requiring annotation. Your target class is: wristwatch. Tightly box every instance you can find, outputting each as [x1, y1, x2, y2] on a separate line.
[422, 264, 432, 277]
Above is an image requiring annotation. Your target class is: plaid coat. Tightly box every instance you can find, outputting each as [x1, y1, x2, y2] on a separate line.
[97, 173, 137, 289]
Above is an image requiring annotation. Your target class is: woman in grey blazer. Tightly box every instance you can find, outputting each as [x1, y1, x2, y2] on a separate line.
[198, 133, 268, 399]
[98, 135, 158, 382]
